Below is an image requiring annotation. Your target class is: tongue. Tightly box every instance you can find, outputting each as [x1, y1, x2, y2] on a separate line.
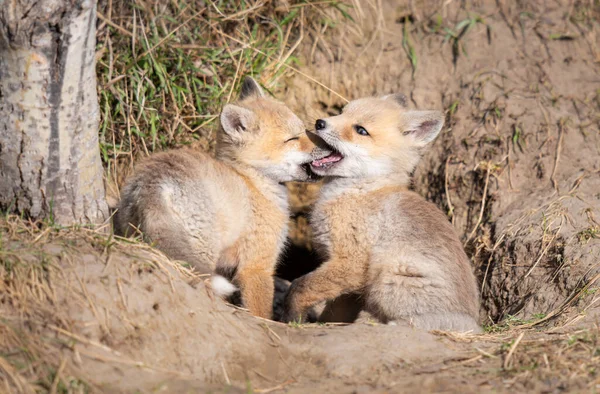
[312, 152, 343, 168]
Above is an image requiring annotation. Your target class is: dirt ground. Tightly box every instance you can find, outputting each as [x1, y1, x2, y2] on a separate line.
[1, 0, 600, 393]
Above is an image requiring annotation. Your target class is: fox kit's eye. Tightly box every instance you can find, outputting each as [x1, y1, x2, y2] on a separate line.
[285, 136, 300, 143]
[354, 125, 369, 136]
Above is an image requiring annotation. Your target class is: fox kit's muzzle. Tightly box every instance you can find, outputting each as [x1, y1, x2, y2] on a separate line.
[307, 124, 345, 170]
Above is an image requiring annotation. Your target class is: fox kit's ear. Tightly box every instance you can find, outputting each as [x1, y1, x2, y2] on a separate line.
[221, 104, 256, 141]
[382, 93, 408, 107]
[402, 110, 444, 146]
[240, 76, 265, 100]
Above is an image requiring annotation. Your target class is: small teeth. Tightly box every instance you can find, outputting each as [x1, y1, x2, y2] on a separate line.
[311, 151, 344, 168]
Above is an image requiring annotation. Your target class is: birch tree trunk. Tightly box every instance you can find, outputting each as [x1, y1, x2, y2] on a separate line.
[0, 0, 108, 225]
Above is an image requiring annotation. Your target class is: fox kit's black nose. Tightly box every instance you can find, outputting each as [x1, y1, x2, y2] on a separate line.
[315, 119, 327, 131]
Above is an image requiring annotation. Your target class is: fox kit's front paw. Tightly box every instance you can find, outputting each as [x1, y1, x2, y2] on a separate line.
[282, 294, 303, 323]
[282, 309, 309, 324]
[280, 302, 318, 323]
[283, 309, 319, 323]
[282, 294, 307, 324]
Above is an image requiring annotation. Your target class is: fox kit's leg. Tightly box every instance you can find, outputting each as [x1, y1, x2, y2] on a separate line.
[318, 293, 363, 323]
[236, 266, 275, 319]
[283, 256, 367, 322]
[222, 237, 279, 319]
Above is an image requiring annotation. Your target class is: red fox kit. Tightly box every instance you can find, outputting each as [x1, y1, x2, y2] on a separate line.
[114, 77, 325, 319]
[284, 94, 481, 332]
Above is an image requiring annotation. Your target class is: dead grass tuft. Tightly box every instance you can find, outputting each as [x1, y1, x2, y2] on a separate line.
[428, 326, 600, 391]
[495, 329, 600, 390]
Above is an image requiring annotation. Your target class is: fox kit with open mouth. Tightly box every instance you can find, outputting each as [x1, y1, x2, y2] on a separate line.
[284, 94, 481, 332]
[114, 77, 326, 319]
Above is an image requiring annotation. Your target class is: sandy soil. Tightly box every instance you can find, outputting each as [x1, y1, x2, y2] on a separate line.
[1, 221, 598, 393]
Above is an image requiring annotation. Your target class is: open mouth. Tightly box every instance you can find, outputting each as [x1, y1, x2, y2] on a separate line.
[305, 130, 344, 172]
[301, 163, 322, 181]
[311, 149, 344, 170]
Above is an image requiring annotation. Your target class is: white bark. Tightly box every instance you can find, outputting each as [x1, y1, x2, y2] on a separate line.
[0, 0, 108, 225]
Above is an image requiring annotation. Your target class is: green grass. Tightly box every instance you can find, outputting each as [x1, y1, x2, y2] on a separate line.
[288, 318, 305, 328]
[96, 0, 351, 188]
[512, 124, 526, 153]
[577, 226, 600, 244]
[401, 17, 417, 77]
[483, 313, 547, 333]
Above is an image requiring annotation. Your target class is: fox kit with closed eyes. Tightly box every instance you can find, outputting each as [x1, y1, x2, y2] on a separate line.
[284, 94, 481, 332]
[114, 77, 327, 319]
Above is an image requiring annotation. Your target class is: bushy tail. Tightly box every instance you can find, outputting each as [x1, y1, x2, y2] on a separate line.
[210, 275, 238, 298]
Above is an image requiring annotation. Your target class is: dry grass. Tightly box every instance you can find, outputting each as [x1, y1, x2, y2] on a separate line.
[95, 0, 353, 198]
[426, 326, 600, 391]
